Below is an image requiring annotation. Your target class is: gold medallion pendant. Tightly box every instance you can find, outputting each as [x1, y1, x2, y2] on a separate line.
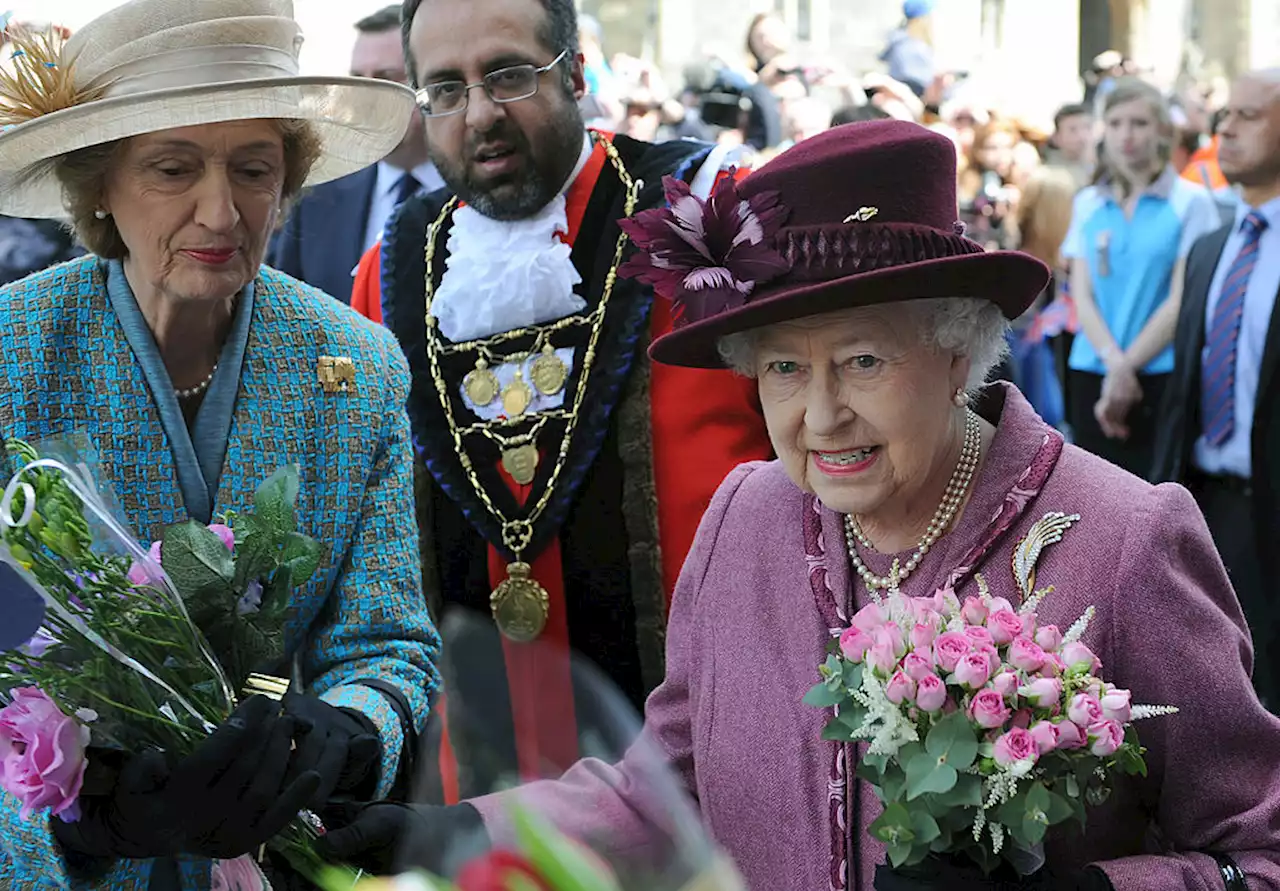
[501, 444, 539, 486]
[464, 359, 500, 406]
[502, 369, 534, 417]
[490, 562, 549, 642]
[530, 344, 569, 396]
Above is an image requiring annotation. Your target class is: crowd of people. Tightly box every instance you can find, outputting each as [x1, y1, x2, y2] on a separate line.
[0, 0, 1278, 889]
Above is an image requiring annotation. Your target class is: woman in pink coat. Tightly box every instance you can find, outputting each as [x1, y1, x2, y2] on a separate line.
[324, 121, 1280, 890]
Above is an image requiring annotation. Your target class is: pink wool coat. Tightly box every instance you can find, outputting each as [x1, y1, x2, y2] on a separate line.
[475, 385, 1280, 889]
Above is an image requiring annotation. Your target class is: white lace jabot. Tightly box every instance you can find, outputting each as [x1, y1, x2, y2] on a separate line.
[430, 135, 594, 342]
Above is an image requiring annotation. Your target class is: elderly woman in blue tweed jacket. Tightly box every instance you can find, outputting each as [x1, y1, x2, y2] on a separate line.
[0, 0, 441, 888]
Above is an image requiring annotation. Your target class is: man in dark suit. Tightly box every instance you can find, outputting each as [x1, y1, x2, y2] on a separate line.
[1154, 68, 1280, 707]
[268, 6, 443, 302]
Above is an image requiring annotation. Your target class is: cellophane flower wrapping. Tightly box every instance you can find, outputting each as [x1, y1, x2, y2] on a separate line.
[0, 438, 353, 887]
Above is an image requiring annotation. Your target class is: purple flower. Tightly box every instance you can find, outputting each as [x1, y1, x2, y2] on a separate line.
[236, 580, 263, 617]
[618, 174, 791, 324]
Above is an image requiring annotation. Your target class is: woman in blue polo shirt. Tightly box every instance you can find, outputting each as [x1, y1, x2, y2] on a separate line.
[1063, 78, 1220, 476]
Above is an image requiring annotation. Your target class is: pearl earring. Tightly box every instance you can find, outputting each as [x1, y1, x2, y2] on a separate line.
[953, 387, 967, 407]
[93, 209, 108, 220]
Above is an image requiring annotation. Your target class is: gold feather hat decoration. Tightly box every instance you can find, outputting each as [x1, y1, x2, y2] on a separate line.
[0, 0, 419, 220]
[0, 17, 100, 128]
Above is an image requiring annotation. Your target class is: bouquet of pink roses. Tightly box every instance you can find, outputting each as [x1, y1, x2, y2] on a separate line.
[806, 582, 1177, 878]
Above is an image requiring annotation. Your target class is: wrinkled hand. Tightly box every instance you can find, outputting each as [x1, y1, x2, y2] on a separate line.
[54, 696, 319, 861]
[316, 801, 486, 876]
[1095, 362, 1143, 440]
[280, 693, 380, 809]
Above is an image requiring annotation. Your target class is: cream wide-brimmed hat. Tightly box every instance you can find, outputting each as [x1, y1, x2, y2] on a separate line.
[0, 0, 417, 219]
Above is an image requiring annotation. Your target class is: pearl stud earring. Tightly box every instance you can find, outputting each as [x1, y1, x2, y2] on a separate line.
[953, 387, 967, 407]
[94, 209, 108, 220]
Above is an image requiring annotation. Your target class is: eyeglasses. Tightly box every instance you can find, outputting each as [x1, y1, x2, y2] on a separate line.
[416, 51, 569, 118]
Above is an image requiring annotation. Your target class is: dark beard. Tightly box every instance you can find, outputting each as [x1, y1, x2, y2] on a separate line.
[432, 101, 586, 221]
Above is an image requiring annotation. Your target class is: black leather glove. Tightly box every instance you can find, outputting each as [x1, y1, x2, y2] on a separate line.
[315, 801, 487, 875]
[54, 696, 320, 862]
[873, 861, 1115, 891]
[280, 692, 380, 808]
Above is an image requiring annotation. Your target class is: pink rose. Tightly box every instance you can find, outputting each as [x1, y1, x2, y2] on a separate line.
[1035, 624, 1064, 652]
[0, 687, 89, 821]
[885, 671, 917, 705]
[867, 639, 900, 676]
[933, 586, 961, 616]
[1019, 676, 1063, 708]
[1055, 719, 1086, 750]
[933, 632, 971, 673]
[1011, 708, 1033, 729]
[991, 671, 1019, 698]
[1019, 611, 1038, 639]
[967, 689, 1012, 729]
[1101, 688, 1132, 723]
[1088, 719, 1125, 757]
[211, 856, 267, 891]
[961, 596, 989, 626]
[839, 627, 873, 664]
[907, 597, 941, 625]
[910, 623, 937, 652]
[1038, 654, 1066, 678]
[851, 602, 887, 633]
[207, 523, 235, 552]
[1067, 693, 1103, 727]
[1028, 720, 1060, 754]
[878, 623, 907, 659]
[1008, 638, 1047, 673]
[1061, 641, 1101, 675]
[902, 651, 936, 683]
[915, 674, 948, 712]
[992, 727, 1038, 767]
[955, 652, 993, 690]
[986, 609, 1024, 645]
[963, 625, 994, 648]
[126, 540, 165, 587]
[988, 597, 1016, 614]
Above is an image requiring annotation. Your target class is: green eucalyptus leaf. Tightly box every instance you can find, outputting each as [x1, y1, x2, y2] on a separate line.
[925, 710, 980, 771]
[161, 521, 235, 599]
[804, 682, 845, 708]
[909, 808, 941, 845]
[862, 752, 890, 772]
[887, 842, 914, 868]
[253, 465, 301, 535]
[881, 764, 908, 803]
[1044, 789, 1076, 826]
[842, 661, 865, 691]
[870, 802, 915, 848]
[904, 751, 958, 800]
[934, 772, 983, 809]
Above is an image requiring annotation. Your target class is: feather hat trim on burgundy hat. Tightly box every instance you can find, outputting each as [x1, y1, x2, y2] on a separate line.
[619, 119, 1050, 369]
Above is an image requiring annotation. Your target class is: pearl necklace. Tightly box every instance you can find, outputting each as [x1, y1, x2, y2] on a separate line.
[843, 409, 982, 599]
[174, 364, 218, 401]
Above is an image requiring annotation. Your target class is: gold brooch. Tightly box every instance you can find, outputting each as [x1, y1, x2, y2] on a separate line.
[843, 206, 880, 223]
[318, 355, 356, 394]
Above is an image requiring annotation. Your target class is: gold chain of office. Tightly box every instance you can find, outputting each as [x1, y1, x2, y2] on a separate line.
[421, 134, 640, 641]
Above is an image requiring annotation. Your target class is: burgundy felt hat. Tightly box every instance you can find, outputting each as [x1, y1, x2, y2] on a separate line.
[619, 119, 1050, 369]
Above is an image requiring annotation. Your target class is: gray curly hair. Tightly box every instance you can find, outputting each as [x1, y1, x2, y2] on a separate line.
[715, 297, 1010, 400]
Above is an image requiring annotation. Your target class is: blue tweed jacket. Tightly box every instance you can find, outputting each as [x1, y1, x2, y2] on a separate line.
[0, 256, 441, 890]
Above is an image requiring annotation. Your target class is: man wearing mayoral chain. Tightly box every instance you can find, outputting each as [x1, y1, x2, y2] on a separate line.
[349, 0, 772, 799]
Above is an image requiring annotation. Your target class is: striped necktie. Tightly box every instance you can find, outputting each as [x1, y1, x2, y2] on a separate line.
[1202, 211, 1268, 446]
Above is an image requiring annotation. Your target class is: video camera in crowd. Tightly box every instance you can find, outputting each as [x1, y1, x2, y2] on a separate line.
[682, 59, 782, 150]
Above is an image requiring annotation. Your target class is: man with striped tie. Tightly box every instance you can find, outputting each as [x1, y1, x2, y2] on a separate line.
[1155, 68, 1280, 708]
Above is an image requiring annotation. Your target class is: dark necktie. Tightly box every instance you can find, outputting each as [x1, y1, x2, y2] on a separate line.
[1202, 210, 1268, 446]
[393, 172, 420, 207]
